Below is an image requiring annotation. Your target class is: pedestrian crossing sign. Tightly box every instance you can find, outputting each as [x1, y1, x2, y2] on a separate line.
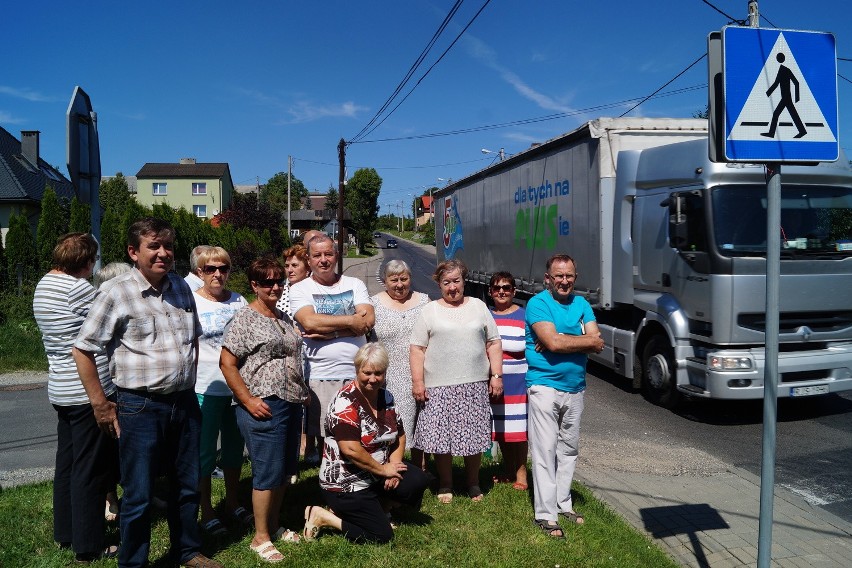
[723, 26, 838, 162]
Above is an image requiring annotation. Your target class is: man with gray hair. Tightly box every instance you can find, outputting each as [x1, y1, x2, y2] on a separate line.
[290, 234, 374, 450]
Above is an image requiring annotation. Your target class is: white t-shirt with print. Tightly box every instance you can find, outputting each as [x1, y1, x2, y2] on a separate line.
[290, 275, 369, 381]
[194, 291, 248, 396]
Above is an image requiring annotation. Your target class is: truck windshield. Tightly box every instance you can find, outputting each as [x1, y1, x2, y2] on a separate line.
[712, 185, 852, 257]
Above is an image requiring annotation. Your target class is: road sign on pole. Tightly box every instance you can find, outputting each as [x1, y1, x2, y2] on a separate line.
[723, 26, 838, 162]
[66, 87, 102, 271]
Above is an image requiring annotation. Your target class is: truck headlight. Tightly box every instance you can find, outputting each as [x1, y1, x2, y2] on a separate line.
[708, 356, 753, 370]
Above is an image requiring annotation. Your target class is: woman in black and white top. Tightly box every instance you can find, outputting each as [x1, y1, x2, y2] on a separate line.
[33, 233, 118, 562]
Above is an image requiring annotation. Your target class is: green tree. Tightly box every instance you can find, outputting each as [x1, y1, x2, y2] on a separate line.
[324, 185, 339, 212]
[5, 213, 38, 285]
[99, 173, 133, 215]
[99, 207, 126, 264]
[68, 196, 91, 234]
[260, 173, 309, 216]
[36, 186, 67, 273]
[345, 168, 382, 252]
[693, 104, 710, 119]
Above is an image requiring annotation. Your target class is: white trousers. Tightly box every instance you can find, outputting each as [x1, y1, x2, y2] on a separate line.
[527, 385, 584, 522]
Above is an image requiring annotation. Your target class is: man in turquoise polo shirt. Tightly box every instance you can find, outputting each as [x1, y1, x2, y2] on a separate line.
[525, 254, 604, 539]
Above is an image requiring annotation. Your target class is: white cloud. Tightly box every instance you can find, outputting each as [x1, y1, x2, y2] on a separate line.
[463, 36, 575, 114]
[284, 101, 368, 124]
[235, 87, 366, 124]
[0, 86, 56, 102]
[0, 110, 26, 124]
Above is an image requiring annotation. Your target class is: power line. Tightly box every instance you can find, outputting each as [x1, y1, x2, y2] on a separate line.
[348, 1, 464, 144]
[350, 0, 493, 144]
[700, 0, 745, 25]
[352, 84, 705, 144]
[620, 53, 707, 117]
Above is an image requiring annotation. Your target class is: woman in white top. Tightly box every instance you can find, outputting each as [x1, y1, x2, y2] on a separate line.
[409, 259, 503, 504]
[33, 233, 118, 562]
[192, 247, 251, 536]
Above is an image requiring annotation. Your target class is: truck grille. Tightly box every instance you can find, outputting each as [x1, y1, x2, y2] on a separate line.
[738, 311, 852, 334]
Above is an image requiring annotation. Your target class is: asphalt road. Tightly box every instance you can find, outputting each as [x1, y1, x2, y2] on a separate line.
[0, 381, 55, 487]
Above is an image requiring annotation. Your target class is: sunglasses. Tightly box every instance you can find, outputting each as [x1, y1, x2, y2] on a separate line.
[491, 284, 514, 292]
[255, 278, 286, 288]
[201, 264, 230, 275]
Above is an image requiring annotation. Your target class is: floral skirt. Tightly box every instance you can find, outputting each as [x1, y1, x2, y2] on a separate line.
[413, 381, 492, 456]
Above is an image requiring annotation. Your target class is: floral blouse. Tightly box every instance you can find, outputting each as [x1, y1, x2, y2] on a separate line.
[221, 307, 308, 404]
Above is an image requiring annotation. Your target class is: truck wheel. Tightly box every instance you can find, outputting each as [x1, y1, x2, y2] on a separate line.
[642, 336, 680, 409]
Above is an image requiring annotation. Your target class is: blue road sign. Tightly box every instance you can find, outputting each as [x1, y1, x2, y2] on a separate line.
[723, 26, 838, 162]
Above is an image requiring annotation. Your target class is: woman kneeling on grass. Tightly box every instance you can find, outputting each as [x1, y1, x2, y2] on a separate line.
[303, 342, 429, 544]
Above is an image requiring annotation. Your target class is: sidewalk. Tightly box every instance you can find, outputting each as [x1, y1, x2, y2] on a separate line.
[576, 462, 852, 567]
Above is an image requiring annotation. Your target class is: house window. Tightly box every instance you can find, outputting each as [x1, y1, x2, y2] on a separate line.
[153, 182, 167, 195]
[192, 182, 207, 196]
[193, 204, 207, 218]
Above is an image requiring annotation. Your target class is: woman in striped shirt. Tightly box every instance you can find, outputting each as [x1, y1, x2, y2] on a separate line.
[33, 233, 118, 563]
[488, 271, 530, 491]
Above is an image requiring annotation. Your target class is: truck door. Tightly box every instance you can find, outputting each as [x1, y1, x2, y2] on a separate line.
[666, 190, 713, 334]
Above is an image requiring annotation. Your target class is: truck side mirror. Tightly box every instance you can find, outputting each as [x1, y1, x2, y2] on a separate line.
[664, 194, 689, 250]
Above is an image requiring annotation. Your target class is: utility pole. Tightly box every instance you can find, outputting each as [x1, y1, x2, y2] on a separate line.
[287, 155, 292, 239]
[748, 0, 759, 27]
[337, 138, 346, 274]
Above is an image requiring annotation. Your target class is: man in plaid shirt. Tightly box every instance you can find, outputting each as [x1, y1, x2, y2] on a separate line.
[74, 218, 221, 568]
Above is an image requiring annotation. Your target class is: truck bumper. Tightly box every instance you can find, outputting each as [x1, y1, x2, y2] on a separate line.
[682, 344, 852, 400]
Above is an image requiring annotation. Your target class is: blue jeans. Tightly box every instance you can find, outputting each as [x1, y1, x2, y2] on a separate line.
[236, 396, 301, 490]
[117, 388, 201, 567]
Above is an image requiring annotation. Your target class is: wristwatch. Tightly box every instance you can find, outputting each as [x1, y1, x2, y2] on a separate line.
[490, 373, 502, 379]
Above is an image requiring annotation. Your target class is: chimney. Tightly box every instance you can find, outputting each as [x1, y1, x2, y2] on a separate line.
[21, 131, 40, 166]
[179, 157, 196, 165]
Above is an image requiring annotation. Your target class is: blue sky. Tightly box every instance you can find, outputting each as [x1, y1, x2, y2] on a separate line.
[3, 1, 851, 216]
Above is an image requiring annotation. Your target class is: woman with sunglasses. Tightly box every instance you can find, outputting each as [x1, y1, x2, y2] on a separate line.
[191, 247, 251, 537]
[488, 272, 529, 491]
[221, 256, 309, 562]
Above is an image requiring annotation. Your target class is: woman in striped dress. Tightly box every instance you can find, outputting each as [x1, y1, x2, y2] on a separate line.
[489, 271, 529, 491]
[33, 233, 118, 562]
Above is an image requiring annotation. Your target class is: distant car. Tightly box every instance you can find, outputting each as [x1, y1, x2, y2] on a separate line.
[386, 238, 398, 249]
[373, 232, 381, 238]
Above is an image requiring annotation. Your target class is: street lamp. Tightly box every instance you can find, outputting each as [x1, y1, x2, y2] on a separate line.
[481, 147, 506, 161]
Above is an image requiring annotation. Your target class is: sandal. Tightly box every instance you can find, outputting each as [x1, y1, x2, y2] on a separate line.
[104, 500, 119, 522]
[560, 511, 585, 524]
[75, 545, 119, 563]
[303, 506, 320, 541]
[202, 518, 227, 537]
[231, 506, 254, 526]
[250, 540, 283, 563]
[436, 488, 453, 504]
[467, 485, 483, 502]
[534, 519, 565, 539]
[512, 481, 528, 491]
[273, 527, 301, 543]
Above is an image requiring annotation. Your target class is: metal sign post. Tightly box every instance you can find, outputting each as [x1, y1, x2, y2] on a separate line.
[708, 3, 840, 565]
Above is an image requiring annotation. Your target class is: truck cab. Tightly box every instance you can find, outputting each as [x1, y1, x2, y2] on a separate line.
[615, 139, 852, 406]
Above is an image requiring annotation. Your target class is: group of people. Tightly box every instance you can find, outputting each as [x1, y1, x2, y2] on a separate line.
[33, 216, 604, 567]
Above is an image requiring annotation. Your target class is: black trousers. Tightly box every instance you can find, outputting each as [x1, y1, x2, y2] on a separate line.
[322, 461, 429, 544]
[52, 401, 118, 555]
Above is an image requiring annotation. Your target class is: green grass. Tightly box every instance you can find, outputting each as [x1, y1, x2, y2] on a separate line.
[0, 319, 46, 372]
[0, 459, 677, 568]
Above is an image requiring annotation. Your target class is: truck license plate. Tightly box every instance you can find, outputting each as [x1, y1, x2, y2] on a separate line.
[790, 385, 829, 397]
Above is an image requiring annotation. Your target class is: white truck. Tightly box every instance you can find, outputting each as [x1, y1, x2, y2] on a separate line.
[434, 117, 852, 407]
